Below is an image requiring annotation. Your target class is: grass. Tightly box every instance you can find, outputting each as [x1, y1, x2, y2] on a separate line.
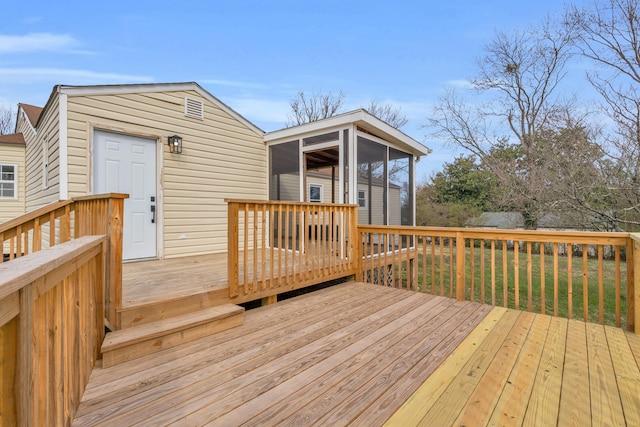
[377, 243, 628, 327]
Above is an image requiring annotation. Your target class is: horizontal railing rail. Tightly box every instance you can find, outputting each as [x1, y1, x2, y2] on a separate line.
[358, 225, 636, 331]
[226, 200, 359, 302]
[0, 236, 106, 425]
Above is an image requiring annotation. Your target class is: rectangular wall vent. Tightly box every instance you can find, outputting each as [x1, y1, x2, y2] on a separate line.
[185, 97, 204, 120]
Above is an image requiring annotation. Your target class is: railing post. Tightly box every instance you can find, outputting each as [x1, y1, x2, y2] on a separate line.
[456, 231, 466, 300]
[73, 193, 127, 330]
[105, 196, 124, 330]
[228, 202, 239, 298]
[16, 285, 34, 425]
[350, 205, 360, 279]
[629, 234, 639, 333]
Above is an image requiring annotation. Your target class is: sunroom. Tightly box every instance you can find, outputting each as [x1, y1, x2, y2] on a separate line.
[265, 109, 430, 226]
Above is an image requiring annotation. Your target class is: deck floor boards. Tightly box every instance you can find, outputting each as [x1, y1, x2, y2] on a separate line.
[74, 282, 640, 426]
[122, 254, 229, 307]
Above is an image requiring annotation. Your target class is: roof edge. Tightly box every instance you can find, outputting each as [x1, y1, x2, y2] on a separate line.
[56, 82, 264, 136]
[264, 109, 430, 156]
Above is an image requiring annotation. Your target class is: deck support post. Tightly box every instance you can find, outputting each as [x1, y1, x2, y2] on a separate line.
[262, 295, 277, 306]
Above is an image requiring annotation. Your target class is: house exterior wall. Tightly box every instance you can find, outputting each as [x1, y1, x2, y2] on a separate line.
[0, 143, 26, 222]
[65, 89, 266, 258]
[304, 173, 400, 225]
[21, 97, 61, 211]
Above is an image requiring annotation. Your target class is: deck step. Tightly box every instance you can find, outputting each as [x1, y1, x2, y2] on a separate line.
[101, 304, 244, 367]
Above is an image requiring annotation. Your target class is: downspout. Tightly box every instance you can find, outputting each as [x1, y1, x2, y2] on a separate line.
[58, 89, 69, 200]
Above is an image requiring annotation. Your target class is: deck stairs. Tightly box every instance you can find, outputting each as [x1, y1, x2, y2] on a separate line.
[101, 303, 244, 367]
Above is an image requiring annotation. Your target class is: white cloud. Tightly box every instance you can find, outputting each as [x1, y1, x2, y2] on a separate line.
[225, 97, 290, 129]
[0, 33, 78, 53]
[444, 79, 474, 89]
[0, 68, 153, 84]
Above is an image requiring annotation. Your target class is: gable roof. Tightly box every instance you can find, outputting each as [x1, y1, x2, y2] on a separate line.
[264, 109, 431, 157]
[18, 103, 43, 128]
[0, 133, 26, 145]
[34, 82, 264, 136]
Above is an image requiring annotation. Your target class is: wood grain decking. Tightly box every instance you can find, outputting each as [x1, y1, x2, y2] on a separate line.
[122, 254, 229, 307]
[74, 282, 640, 426]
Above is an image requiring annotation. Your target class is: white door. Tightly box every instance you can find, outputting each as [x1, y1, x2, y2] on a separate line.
[94, 131, 157, 260]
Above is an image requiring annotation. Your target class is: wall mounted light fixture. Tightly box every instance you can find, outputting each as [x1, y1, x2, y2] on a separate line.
[168, 135, 183, 154]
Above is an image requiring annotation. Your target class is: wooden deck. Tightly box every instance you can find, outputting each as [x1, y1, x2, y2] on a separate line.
[74, 282, 640, 426]
[122, 254, 229, 307]
[123, 247, 350, 308]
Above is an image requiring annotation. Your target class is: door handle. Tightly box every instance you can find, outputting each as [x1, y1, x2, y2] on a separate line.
[151, 205, 156, 223]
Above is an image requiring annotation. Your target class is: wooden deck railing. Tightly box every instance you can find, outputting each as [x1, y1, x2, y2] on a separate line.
[0, 236, 106, 425]
[0, 193, 127, 328]
[359, 225, 637, 331]
[226, 200, 359, 302]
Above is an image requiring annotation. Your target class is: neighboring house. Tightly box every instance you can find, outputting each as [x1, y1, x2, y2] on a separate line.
[3, 82, 429, 262]
[302, 168, 403, 225]
[467, 212, 525, 229]
[0, 133, 26, 223]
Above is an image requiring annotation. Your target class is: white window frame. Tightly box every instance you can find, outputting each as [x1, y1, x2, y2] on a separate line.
[0, 163, 18, 199]
[309, 183, 323, 203]
[358, 189, 367, 209]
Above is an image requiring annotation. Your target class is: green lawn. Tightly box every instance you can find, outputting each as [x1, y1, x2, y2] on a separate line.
[390, 244, 627, 327]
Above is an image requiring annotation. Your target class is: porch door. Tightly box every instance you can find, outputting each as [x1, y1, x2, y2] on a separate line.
[94, 130, 157, 260]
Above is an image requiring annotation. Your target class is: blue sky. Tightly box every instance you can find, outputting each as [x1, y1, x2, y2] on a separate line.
[1, 0, 571, 181]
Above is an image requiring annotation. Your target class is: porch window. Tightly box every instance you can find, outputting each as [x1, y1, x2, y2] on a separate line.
[269, 140, 300, 201]
[357, 137, 386, 225]
[309, 184, 323, 202]
[389, 148, 413, 226]
[303, 131, 339, 146]
[0, 164, 17, 198]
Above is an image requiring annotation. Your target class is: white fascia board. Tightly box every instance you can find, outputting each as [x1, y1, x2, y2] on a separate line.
[17, 105, 38, 135]
[358, 114, 431, 157]
[265, 109, 430, 157]
[58, 92, 69, 199]
[58, 82, 265, 137]
[264, 110, 367, 142]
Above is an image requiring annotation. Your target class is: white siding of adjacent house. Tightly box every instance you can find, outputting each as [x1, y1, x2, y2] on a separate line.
[65, 89, 266, 258]
[0, 143, 26, 222]
[22, 96, 61, 211]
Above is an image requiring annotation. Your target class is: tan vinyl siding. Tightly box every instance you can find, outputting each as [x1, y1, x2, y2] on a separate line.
[66, 89, 266, 258]
[307, 176, 339, 203]
[270, 173, 300, 201]
[358, 184, 385, 225]
[23, 96, 60, 211]
[389, 186, 401, 225]
[0, 143, 26, 222]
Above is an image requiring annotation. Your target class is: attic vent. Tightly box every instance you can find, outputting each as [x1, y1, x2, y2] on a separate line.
[185, 97, 204, 120]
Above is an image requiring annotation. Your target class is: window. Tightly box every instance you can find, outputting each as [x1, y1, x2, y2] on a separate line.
[309, 184, 323, 202]
[358, 189, 366, 208]
[0, 164, 17, 198]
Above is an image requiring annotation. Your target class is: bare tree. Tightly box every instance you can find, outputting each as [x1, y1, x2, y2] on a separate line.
[286, 90, 410, 130]
[428, 19, 576, 229]
[286, 90, 345, 127]
[364, 99, 408, 129]
[0, 106, 14, 135]
[565, 0, 640, 229]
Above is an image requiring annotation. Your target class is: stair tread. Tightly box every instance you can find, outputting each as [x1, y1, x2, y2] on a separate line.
[102, 304, 244, 351]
